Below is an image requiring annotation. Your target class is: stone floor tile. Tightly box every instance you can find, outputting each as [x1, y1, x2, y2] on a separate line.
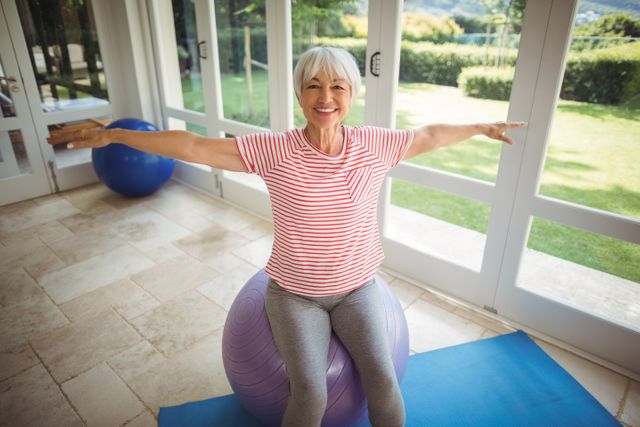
[61, 183, 115, 212]
[535, 339, 628, 415]
[131, 255, 218, 302]
[232, 234, 273, 268]
[206, 205, 262, 232]
[376, 268, 397, 285]
[236, 220, 273, 241]
[109, 341, 166, 383]
[198, 262, 258, 311]
[130, 291, 227, 356]
[142, 242, 186, 263]
[0, 293, 68, 351]
[59, 278, 160, 322]
[58, 204, 134, 235]
[621, 380, 640, 427]
[0, 199, 80, 236]
[387, 277, 424, 309]
[47, 228, 127, 265]
[0, 268, 42, 308]
[127, 331, 231, 414]
[0, 199, 36, 216]
[0, 363, 83, 427]
[123, 410, 157, 427]
[206, 252, 250, 274]
[106, 210, 192, 252]
[147, 197, 216, 233]
[452, 307, 517, 335]
[39, 245, 154, 304]
[30, 310, 142, 383]
[0, 343, 39, 381]
[0, 238, 65, 282]
[0, 220, 73, 247]
[175, 224, 249, 263]
[62, 362, 144, 427]
[405, 298, 484, 353]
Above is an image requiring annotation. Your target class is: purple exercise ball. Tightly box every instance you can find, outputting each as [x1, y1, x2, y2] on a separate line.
[222, 269, 410, 427]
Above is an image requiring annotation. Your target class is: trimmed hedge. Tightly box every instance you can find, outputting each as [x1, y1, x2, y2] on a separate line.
[313, 37, 640, 105]
[561, 42, 640, 105]
[458, 66, 514, 101]
[315, 37, 517, 86]
[400, 41, 517, 86]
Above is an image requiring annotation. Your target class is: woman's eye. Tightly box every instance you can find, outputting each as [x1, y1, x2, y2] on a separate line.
[333, 86, 345, 90]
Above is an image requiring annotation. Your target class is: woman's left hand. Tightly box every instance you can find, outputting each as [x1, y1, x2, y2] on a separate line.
[481, 121, 527, 145]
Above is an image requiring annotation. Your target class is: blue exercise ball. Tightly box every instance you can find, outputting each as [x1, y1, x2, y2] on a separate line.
[92, 118, 175, 197]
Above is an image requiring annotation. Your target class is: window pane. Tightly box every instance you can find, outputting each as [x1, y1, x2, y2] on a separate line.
[0, 130, 31, 178]
[171, 0, 204, 112]
[214, 2, 269, 127]
[538, 2, 639, 220]
[387, 178, 490, 271]
[519, 217, 640, 331]
[396, 1, 526, 183]
[292, 1, 368, 128]
[16, 0, 109, 113]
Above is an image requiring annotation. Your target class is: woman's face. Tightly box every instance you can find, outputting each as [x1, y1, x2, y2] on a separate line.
[299, 69, 352, 130]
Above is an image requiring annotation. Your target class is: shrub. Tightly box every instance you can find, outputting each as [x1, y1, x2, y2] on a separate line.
[341, 15, 368, 38]
[458, 66, 514, 100]
[562, 42, 640, 105]
[399, 41, 517, 86]
[402, 12, 463, 44]
[314, 37, 368, 75]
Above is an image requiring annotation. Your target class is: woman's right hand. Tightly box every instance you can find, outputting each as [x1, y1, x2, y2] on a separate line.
[64, 128, 115, 150]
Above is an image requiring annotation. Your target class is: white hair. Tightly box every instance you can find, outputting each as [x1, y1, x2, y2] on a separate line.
[293, 46, 361, 105]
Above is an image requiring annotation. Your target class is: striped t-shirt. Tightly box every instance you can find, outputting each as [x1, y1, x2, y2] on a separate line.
[235, 125, 414, 296]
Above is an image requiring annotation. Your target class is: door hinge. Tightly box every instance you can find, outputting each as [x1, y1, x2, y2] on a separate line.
[370, 51, 380, 77]
[483, 305, 498, 314]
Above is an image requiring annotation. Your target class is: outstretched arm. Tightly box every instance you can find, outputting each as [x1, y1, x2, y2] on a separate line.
[404, 121, 526, 160]
[51, 128, 248, 172]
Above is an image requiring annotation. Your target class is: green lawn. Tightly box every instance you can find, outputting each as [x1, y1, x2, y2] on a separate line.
[183, 72, 640, 283]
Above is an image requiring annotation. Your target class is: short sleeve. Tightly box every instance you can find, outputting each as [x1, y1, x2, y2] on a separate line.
[234, 131, 290, 177]
[355, 126, 415, 170]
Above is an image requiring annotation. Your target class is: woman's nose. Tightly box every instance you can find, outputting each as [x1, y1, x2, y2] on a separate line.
[319, 88, 331, 102]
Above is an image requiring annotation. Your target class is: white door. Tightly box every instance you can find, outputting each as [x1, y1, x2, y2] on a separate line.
[1, 0, 116, 205]
[378, 0, 534, 310]
[0, 2, 51, 205]
[376, 0, 639, 374]
[494, 0, 640, 374]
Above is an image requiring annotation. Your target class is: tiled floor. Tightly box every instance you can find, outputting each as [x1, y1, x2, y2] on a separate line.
[0, 181, 638, 427]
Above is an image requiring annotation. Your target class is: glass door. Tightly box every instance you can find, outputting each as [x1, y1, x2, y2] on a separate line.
[494, 0, 640, 374]
[2, 0, 114, 195]
[0, 4, 50, 205]
[379, 0, 530, 308]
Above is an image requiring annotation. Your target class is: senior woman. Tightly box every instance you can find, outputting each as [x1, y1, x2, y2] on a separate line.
[65, 47, 524, 426]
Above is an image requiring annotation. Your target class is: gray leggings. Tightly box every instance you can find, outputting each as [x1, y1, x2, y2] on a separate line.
[265, 278, 405, 427]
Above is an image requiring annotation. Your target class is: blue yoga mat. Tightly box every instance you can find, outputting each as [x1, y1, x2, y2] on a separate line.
[159, 331, 619, 426]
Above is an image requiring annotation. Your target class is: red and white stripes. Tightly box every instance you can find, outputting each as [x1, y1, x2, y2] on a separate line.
[235, 125, 413, 296]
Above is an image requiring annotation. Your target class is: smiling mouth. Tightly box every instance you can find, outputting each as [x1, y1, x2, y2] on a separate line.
[315, 108, 337, 113]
